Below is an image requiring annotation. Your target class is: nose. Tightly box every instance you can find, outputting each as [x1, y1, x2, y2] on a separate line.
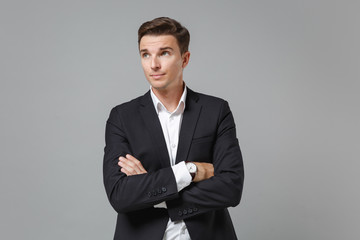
[151, 56, 160, 70]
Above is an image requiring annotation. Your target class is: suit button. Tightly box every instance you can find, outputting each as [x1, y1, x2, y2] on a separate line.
[157, 188, 162, 194]
[188, 208, 193, 214]
[152, 191, 157, 196]
[162, 187, 167, 193]
[193, 207, 198, 212]
[178, 210, 183, 216]
[183, 209, 188, 215]
[147, 192, 152, 197]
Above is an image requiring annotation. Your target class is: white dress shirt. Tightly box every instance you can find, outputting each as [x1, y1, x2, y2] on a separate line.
[150, 86, 192, 240]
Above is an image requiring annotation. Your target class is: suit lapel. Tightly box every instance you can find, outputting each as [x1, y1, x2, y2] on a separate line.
[175, 88, 202, 164]
[139, 91, 171, 168]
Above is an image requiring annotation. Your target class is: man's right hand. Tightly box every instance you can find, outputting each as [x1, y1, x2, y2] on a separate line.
[193, 162, 214, 182]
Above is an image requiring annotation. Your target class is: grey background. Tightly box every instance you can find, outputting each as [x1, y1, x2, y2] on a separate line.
[1, 0, 359, 239]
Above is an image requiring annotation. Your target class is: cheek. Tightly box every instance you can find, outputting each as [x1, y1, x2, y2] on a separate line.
[175, 62, 184, 75]
[141, 62, 149, 73]
[167, 61, 182, 74]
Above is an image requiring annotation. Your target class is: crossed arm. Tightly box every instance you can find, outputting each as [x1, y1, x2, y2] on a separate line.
[118, 154, 214, 183]
[104, 100, 244, 219]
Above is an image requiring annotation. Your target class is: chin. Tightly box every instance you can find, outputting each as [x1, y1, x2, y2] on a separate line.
[150, 81, 168, 90]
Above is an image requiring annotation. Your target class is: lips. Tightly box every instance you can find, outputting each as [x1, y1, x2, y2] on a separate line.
[150, 73, 165, 79]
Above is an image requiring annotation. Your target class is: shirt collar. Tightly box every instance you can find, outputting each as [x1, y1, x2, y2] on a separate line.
[150, 84, 187, 115]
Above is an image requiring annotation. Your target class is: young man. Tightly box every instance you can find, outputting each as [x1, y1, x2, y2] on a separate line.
[103, 17, 244, 240]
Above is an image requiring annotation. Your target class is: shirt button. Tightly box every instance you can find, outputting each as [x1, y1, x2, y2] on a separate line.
[171, 143, 176, 148]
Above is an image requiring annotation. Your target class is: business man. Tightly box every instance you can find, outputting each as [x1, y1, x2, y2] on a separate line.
[103, 17, 244, 240]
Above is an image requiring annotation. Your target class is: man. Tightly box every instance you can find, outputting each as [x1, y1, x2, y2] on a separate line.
[103, 17, 244, 240]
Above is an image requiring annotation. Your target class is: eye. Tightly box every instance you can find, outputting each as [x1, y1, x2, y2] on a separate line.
[142, 53, 150, 58]
[161, 51, 170, 56]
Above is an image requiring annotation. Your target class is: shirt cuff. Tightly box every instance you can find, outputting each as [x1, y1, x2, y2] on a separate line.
[171, 161, 192, 192]
[154, 201, 167, 208]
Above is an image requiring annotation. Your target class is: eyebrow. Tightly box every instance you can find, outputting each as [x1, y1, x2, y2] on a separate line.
[160, 47, 174, 51]
[139, 47, 174, 53]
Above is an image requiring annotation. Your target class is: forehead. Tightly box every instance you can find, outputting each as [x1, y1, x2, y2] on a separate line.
[139, 35, 180, 52]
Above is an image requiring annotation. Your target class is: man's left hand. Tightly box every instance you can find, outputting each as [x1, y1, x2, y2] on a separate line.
[118, 154, 148, 176]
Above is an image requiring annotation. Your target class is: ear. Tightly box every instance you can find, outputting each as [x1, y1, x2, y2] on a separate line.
[182, 51, 190, 68]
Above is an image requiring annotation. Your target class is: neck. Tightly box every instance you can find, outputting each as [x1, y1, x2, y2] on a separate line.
[152, 81, 185, 112]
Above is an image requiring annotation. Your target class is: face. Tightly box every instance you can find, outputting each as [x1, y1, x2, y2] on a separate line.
[139, 35, 190, 92]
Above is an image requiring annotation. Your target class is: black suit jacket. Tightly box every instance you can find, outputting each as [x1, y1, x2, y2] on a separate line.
[103, 88, 244, 240]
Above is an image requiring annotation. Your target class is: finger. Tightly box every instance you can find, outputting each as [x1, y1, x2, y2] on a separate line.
[125, 154, 142, 166]
[119, 157, 144, 174]
[126, 154, 147, 173]
[122, 158, 142, 174]
[125, 154, 137, 162]
[118, 158, 131, 176]
[120, 156, 137, 168]
[120, 167, 131, 176]
[119, 162, 138, 175]
[119, 157, 138, 174]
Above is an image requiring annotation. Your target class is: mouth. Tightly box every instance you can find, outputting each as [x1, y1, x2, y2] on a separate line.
[150, 73, 165, 79]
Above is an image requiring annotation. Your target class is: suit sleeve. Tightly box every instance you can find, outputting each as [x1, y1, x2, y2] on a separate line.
[103, 107, 179, 213]
[166, 101, 244, 221]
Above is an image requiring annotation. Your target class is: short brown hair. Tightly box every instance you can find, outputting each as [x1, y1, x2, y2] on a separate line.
[138, 17, 190, 54]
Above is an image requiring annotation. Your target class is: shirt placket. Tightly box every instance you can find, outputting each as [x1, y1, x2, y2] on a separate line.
[168, 113, 178, 166]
